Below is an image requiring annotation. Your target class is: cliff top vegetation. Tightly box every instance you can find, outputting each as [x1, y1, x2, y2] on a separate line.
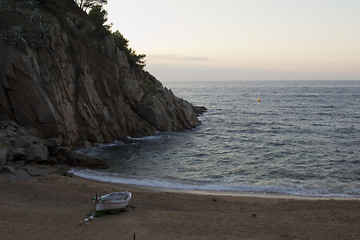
[0, 0, 146, 69]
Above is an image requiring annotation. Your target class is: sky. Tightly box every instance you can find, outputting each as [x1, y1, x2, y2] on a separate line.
[104, 0, 360, 82]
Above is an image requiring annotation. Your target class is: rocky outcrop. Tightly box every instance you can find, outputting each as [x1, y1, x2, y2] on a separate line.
[52, 146, 109, 169]
[0, 0, 204, 149]
[9, 169, 37, 183]
[0, 1, 205, 173]
[0, 120, 109, 172]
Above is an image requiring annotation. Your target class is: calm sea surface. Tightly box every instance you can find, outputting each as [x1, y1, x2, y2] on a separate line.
[73, 80, 360, 198]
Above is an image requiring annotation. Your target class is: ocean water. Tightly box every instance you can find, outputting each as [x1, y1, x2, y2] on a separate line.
[72, 80, 360, 198]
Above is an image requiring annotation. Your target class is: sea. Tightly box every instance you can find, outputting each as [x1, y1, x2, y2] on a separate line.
[71, 80, 360, 198]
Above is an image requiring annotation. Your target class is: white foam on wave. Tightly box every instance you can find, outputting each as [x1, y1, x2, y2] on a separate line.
[126, 134, 163, 142]
[69, 168, 195, 190]
[69, 168, 360, 199]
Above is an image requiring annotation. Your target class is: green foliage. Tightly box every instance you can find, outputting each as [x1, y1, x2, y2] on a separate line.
[139, 79, 160, 97]
[1, 0, 146, 69]
[0, 0, 52, 50]
[43, 0, 76, 37]
[112, 30, 146, 69]
[5, 25, 27, 48]
[76, 0, 107, 11]
[112, 30, 128, 52]
[75, 2, 147, 69]
[38, 22, 50, 39]
[128, 49, 146, 69]
[87, 4, 111, 37]
[84, 3, 146, 69]
[2, 22, 51, 50]
[23, 0, 40, 9]
[88, 5, 107, 28]
[29, 9, 42, 22]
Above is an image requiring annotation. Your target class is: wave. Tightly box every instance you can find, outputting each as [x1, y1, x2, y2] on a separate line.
[125, 135, 163, 142]
[69, 168, 360, 199]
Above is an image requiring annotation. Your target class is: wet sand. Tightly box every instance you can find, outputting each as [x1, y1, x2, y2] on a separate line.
[1, 172, 360, 240]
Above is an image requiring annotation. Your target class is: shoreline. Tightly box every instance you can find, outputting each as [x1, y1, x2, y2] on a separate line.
[70, 168, 360, 201]
[1, 171, 360, 239]
[74, 174, 360, 201]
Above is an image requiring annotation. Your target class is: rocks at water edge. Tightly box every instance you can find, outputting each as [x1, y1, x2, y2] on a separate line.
[0, 120, 108, 180]
[9, 169, 37, 183]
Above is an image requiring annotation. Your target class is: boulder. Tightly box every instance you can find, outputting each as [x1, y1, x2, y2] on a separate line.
[5, 130, 18, 138]
[195, 106, 207, 114]
[66, 151, 109, 169]
[0, 149, 8, 168]
[25, 166, 49, 177]
[0, 121, 9, 127]
[0, 135, 8, 144]
[2, 165, 15, 174]
[52, 147, 109, 169]
[11, 160, 26, 169]
[6, 125, 16, 132]
[9, 170, 37, 182]
[12, 147, 27, 160]
[52, 147, 70, 164]
[8, 120, 20, 128]
[43, 138, 61, 148]
[26, 145, 49, 162]
[26, 135, 44, 145]
[14, 139, 32, 148]
[16, 128, 29, 136]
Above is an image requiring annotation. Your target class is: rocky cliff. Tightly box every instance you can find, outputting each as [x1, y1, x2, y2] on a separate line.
[0, 0, 205, 170]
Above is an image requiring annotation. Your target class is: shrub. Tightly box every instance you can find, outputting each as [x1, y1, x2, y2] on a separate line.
[112, 30, 146, 69]
[75, 0, 107, 12]
[112, 30, 128, 52]
[87, 4, 111, 37]
[6, 25, 27, 48]
[43, 0, 76, 37]
[29, 8, 42, 21]
[38, 22, 50, 39]
[23, 0, 40, 10]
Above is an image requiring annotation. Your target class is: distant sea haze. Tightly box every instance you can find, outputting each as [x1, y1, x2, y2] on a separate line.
[73, 80, 360, 198]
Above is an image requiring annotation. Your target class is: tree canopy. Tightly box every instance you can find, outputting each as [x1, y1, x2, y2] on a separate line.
[112, 31, 146, 68]
[88, 4, 111, 36]
[78, 1, 146, 69]
[76, 0, 107, 11]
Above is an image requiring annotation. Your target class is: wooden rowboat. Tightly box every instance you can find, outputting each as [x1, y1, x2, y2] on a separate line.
[94, 191, 132, 211]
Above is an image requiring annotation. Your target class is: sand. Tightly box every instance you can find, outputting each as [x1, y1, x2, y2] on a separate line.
[1, 171, 360, 240]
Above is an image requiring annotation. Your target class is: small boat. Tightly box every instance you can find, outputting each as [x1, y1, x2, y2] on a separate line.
[94, 191, 132, 211]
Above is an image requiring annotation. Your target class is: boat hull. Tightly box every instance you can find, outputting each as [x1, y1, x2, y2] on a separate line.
[95, 200, 130, 211]
[94, 191, 132, 211]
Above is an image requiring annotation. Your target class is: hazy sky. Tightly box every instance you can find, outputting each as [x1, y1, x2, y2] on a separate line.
[104, 0, 360, 82]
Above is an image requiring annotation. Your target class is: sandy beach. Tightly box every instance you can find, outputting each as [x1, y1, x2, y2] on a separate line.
[1, 170, 360, 240]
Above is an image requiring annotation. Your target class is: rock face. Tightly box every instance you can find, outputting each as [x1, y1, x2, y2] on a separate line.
[0, 1, 205, 172]
[0, 0, 203, 149]
[0, 120, 109, 171]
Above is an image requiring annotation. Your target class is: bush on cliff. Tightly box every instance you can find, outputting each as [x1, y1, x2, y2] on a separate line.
[87, 4, 111, 37]
[75, 0, 107, 11]
[112, 30, 146, 69]
[42, 0, 79, 37]
[85, 3, 146, 69]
